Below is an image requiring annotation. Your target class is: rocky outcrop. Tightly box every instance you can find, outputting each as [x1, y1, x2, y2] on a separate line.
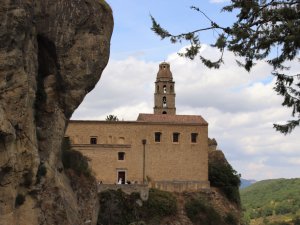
[0, 0, 113, 224]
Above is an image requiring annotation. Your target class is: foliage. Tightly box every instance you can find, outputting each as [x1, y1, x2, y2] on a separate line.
[224, 212, 238, 225]
[98, 188, 177, 225]
[61, 137, 92, 177]
[141, 188, 177, 220]
[241, 178, 300, 224]
[151, 0, 300, 134]
[185, 195, 222, 225]
[105, 114, 119, 121]
[98, 189, 140, 225]
[209, 161, 241, 204]
[15, 194, 25, 207]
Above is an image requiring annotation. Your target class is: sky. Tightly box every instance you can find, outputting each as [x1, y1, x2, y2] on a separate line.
[72, 0, 300, 181]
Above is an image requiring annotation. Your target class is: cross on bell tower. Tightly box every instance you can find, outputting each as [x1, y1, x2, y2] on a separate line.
[154, 62, 176, 115]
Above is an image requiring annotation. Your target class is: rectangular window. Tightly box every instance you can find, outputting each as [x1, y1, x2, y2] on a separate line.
[118, 152, 125, 160]
[155, 132, 161, 142]
[191, 133, 198, 143]
[173, 132, 180, 143]
[90, 137, 97, 144]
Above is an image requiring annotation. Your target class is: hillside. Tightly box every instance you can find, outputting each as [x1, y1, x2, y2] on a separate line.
[240, 178, 300, 225]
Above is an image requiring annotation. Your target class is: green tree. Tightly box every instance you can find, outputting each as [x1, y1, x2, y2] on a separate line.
[151, 0, 300, 134]
[105, 114, 119, 121]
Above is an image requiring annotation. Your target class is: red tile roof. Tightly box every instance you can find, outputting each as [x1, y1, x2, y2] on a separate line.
[137, 113, 208, 125]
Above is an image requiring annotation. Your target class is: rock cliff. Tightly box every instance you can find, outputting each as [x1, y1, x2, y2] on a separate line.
[0, 1, 113, 224]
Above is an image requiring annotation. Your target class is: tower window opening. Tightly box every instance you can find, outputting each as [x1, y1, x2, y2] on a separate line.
[191, 133, 198, 143]
[163, 85, 167, 93]
[173, 133, 180, 143]
[170, 85, 173, 92]
[162, 96, 167, 108]
[155, 132, 161, 142]
[162, 111, 167, 114]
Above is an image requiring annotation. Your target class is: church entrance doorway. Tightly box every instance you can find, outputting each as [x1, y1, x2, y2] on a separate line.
[117, 170, 126, 184]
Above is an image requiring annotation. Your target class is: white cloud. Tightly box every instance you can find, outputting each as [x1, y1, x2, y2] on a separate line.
[72, 46, 300, 181]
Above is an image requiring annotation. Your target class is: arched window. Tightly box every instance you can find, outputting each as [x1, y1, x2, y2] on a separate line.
[162, 96, 167, 108]
[162, 111, 167, 114]
[170, 85, 173, 92]
[163, 85, 167, 93]
[157, 85, 159, 92]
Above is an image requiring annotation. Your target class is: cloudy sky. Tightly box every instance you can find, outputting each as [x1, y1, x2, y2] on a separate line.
[72, 0, 300, 181]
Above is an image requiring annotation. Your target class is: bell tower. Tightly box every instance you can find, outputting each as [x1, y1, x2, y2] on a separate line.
[154, 62, 176, 115]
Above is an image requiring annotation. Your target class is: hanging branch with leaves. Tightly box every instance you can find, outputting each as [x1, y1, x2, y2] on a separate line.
[151, 0, 300, 134]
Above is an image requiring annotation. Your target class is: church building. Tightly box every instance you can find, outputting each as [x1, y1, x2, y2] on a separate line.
[65, 62, 210, 192]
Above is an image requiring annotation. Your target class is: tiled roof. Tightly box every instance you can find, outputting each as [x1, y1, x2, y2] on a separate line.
[137, 113, 208, 125]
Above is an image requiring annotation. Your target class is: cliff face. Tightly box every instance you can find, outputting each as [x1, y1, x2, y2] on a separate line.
[0, 1, 113, 224]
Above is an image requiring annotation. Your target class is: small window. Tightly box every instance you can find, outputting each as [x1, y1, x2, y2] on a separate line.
[163, 85, 167, 93]
[173, 133, 180, 143]
[162, 111, 167, 114]
[155, 132, 161, 142]
[118, 152, 125, 160]
[90, 137, 97, 144]
[191, 133, 198, 143]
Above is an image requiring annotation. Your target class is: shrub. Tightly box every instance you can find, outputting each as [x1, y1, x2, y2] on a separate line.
[224, 213, 238, 225]
[62, 137, 92, 177]
[275, 203, 293, 215]
[294, 217, 300, 225]
[98, 189, 139, 225]
[98, 188, 177, 225]
[209, 161, 241, 204]
[141, 188, 177, 219]
[185, 196, 222, 225]
[15, 194, 25, 207]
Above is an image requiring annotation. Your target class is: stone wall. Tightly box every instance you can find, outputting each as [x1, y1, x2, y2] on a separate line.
[66, 120, 209, 191]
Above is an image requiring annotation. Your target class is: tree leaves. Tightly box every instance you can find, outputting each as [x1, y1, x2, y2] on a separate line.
[151, 0, 300, 134]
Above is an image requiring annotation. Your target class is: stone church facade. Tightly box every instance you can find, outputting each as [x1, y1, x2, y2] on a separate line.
[66, 62, 210, 192]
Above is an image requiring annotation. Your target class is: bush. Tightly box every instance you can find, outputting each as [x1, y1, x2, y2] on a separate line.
[98, 188, 177, 225]
[98, 189, 140, 225]
[294, 217, 300, 225]
[62, 137, 92, 177]
[185, 196, 222, 225]
[141, 188, 177, 220]
[15, 194, 25, 207]
[224, 213, 238, 225]
[275, 203, 294, 215]
[209, 161, 241, 204]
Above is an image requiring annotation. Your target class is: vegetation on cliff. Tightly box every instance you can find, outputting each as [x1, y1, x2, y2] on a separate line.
[241, 178, 300, 225]
[184, 193, 239, 225]
[62, 137, 93, 177]
[98, 188, 177, 225]
[209, 150, 241, 205]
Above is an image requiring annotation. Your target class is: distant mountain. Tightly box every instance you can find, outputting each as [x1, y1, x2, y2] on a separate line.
[240, 178, 256, 189]
[240, 178, 300, 225]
